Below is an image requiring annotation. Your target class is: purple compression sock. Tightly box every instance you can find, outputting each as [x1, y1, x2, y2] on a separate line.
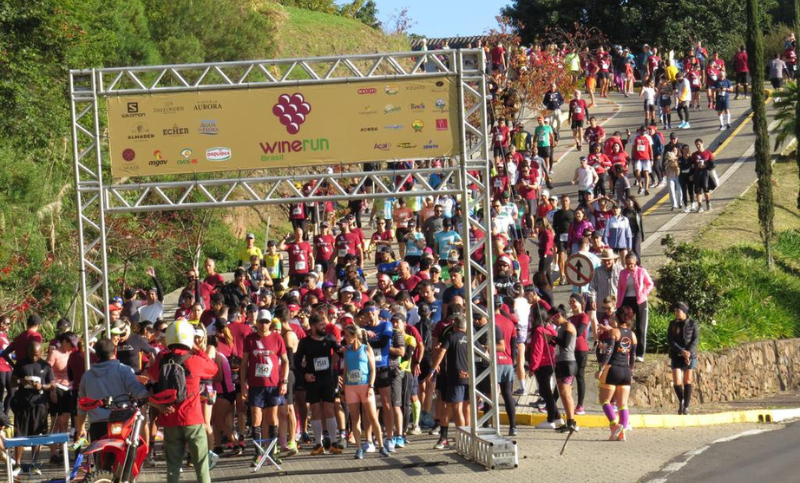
[602, 403, 617, 423]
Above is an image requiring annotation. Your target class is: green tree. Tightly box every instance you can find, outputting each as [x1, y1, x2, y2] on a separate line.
[339, 0, 381, 29]
[746, 0, 776, 269]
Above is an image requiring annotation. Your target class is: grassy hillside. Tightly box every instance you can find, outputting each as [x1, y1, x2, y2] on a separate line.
[274, 5, 410, 58]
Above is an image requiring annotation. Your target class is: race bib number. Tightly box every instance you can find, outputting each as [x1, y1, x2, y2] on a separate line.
[313, 357, 330, 372]
[538, 133, 547, 142]
[573, 107, 582, 114]
[347, 369, 362, 384]
[661, 94, 670, 100]
[637, 144, 646, 152]
[373, 351, 382, 363]
[294, 261, 306, 271]
[494, 134, 503, 142]
[494, 179, 502, 188]
[292, 206, 303, 216]
[709, 74, 717, 81]
[255, 360, 273, 378]
[267, 266, 279, 277]
[559, 233, 568, 242]
[338, 249, 348, 258]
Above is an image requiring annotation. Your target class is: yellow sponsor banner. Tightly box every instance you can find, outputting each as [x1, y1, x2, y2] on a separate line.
[107, 77, 461, 178]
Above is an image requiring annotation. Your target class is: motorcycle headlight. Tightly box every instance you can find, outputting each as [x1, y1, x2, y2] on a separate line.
[110, 423, 123, 435]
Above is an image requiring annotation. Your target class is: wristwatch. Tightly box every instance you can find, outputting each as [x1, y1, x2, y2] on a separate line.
[281, 380, 289, 384]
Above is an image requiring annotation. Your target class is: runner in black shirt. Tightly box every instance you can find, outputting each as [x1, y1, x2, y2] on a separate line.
[112, 321, 156, 374]
[10, 342, 54, 466]
[430, 315, 469, 450]
[294, 314, 342, 455]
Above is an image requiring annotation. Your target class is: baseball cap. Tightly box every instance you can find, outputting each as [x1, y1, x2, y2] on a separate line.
[431, 264, 441, 273]
[267, 240, 277, 247]
[541, 189, 550, 198]
[246, 233, 255, 239]
[377, 245, 391, 253]
[287, 303, 301, 312]
[340, 286, 357, 293]
[321, 221, 329, 228]
[670, 132, 677, 139]
[377, 273, 391, 281]
[306, 271, 321, 280]
[246, 304, 259, 313]
[110, 319, 128, 335]
[407, 220, 416, 227]
[108, 304, 122, 313]
[111, 296, 123, 305]
[379, 309, 392, 320]
[498, 255, 512, 266]
[592, 230, 604, 238]
[391, 312, 406, 322]
[257, 309, 272, 321]
[322, 281, 335, 289]
[443, 218, 452, 227]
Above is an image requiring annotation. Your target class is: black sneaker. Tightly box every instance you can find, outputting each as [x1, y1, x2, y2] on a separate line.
[683, 406, 690, 415]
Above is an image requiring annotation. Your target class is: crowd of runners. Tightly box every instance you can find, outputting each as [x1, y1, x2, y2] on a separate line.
[2, 33, 792, 482]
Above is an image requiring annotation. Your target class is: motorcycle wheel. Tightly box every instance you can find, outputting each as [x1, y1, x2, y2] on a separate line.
[84, 470, 116, 483]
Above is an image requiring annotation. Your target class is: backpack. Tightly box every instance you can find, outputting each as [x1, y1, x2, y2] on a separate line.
[418, 317, 435, 353]
[155, 352, 192, 405]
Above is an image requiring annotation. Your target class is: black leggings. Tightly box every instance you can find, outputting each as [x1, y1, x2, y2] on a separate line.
[0, 372, 11, 414]
[679, 173, 693, 206]
[499, 381, 517, 429]
[677, 101, 690, 122]
[575, 351, 589, 407]
[534, 366, 559, 423]
[538, 254, 554, 286]
[622, 296, 649, 357]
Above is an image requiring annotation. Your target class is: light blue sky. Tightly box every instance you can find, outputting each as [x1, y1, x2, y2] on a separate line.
[336, 0, 510, 38]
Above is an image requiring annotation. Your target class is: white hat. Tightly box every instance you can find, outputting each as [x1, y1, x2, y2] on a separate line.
[258, 309, 272, 321]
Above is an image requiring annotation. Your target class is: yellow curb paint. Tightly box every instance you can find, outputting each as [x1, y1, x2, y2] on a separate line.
[642, 108, 757, 217]
[499, 407, 800, 428]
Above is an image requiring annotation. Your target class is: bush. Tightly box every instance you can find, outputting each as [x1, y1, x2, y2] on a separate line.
[656, 235, 723, 323]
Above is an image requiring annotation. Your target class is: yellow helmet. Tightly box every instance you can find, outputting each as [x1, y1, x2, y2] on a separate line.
[165, 318, 195, 348]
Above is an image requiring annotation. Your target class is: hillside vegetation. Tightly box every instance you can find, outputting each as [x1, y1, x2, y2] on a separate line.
[0, 1, 407, 335]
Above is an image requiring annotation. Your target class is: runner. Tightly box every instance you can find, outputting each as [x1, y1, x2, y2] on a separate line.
[598, 305, 637, 441]
[430, 314, 469, 449]
[691, 138, 715, 212]
[568, 90, 589, 151]
[668, 302, 698, 415]
[714, 71, 734, 130]
[733, 45, 750, 99]
[550, 313, 578, 433]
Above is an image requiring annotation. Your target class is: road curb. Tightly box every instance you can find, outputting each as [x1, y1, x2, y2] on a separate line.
[499, 407, 800, 428]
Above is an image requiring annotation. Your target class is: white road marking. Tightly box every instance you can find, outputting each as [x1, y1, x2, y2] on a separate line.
[711, 428, 770, 444]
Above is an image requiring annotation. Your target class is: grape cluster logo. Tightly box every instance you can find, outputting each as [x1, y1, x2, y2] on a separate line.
[272, 93, 312, 135]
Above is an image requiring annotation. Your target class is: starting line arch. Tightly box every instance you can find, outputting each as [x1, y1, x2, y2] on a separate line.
[70, 49, 516, 468]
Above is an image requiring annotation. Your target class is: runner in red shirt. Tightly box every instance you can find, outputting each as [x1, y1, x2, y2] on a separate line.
[587, 143, 612, 196]
[583, 117, 606, 150]
[334, 219, 363, 271]
[687, 66, 702, 110]
[568, 90, 589, 151]
[586, 57, 599, 107]
[733, 45, 749, 99]
[597, 46, 611, 98]
[241, 313, 289, 462]
[705, 62, 721, 110]
[631, 128, 654, 195]
[369, 219, 393, 264]
[2, 314, 43, 364]
[647, 48, 661, 82]
[516, 164, 540, 235]
[313, 222, 335, 278]
[288, 202, 307, 232]
[278, 226, 314, 288]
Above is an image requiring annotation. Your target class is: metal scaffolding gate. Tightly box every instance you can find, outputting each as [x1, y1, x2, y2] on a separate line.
[70, 48, 517, 469]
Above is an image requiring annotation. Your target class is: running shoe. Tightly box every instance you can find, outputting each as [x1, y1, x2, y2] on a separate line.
[434, 439, 450, 450]
[719, 125, 725, 131]
[618, 428, 627, 441]
[609, 423, 623, 441]
[283, 441, 298, 457]
[394, 436, 405, 448]
[513, 388, 526, 396]
[575, 405, 586, 415]
[636, 356, 645, 362]
[144, 454, 156, 468]
[380, 447, 391, 457]
[208, 451, 219, 470]
[250, 454, 261, 467]
[385, 439, 396, 453]
[310, 444, 326, 455]
[727, 124, 732, 129]
[509, 427, 518, 437]
[681, 123, 691, 129]
[555, 424, 569, 433]
[698, 206, 705, 213]
[328, 444, 343, 455]
[301, 432, 312, 445]
[409, 425, 422, 435]
[355, 448, 364, 460]
[568, 419, 580, 432]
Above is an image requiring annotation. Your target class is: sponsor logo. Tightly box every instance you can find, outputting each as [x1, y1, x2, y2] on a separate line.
[122, 149, 136, 161]
[435, 98, 447, 111]
[396, 142, 417, 149]
[374, 143, 391, 151]
[127, 124, 155, 141]
[436, 118, 449, 131]
[206, 147, 232, 161]
[259, 139, 329, 160]
[163, 125, 189, 136]
[384, 104, 401, 114]
[384, 124, 403, 130]
[272, 93, 312, 135]
[122, 102, 145, 118]
[358, 87, 377, 95]
[405, 85, 425, 91]
[177, 148, 198, 165]
[410, 102, 426, 111]
[153, 101, 184, 115]
[412, 119, 424, 132]
[423, 140, 440, 150]
[360, 127, 378, 132]
[194, 100, 223, 111]
[198, 120, 219, 135]
[385, 84, 399, 95]
[359, 106, 378, 115]
[149, 150, 167, 166]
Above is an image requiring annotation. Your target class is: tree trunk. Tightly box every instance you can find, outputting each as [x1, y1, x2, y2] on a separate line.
[746, 0, 775, 269]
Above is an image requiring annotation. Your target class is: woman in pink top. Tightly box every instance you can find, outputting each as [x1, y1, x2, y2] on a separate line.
[0, 316, 12, 413]
[616, 253, 654, 362]
[528, 308, 560, 428]
[46, 331, 78, 463]
[567, 208, 594, 254]
[209, 335, 235, 456]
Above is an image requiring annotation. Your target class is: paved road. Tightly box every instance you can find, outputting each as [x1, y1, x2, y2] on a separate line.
[643, 421, 798, 483]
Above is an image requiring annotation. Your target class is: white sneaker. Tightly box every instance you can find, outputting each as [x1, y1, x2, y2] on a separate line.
[208, 451, 219, 470]
[636, 356, 644, 362]
[683, 206, 690, 213]
[691, 202, 698, 212]
[365, 442, 376, 453]
[698, 206, 705, 213]
[409, 425, 422, 435]
[535, 421, 557, 429]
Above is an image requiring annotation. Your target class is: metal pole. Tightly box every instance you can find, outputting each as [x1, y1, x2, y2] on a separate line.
[90, 70, 112, 337]
[264, 216, 272, 253]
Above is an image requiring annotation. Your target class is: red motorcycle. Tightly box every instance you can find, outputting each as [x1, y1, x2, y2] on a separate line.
[77, 395, 151, 483]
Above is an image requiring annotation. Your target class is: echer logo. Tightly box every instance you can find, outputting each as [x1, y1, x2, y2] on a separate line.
[273, 93, 311, 135]
[358, 88, 377, 95]
[163, 125, 189, 136]
[122, 149, 135, 161]
[412, 120, 424, 132]
[436, 119, 449, 131]
[206, 147, 232, 161]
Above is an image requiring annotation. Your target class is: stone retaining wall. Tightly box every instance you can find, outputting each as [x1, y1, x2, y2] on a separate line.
[631, 339, 800, 409]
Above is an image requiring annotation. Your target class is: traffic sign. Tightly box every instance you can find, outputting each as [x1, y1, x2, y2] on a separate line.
[565, 253, 594, 286]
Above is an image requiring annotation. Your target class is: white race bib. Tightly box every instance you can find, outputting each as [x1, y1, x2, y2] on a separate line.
[292, 206, 303, 216]
[338, 249, 348, 258]
[313, 357, 330, 371]
[573, 107, 582, 114]
[494, 179, 502, 188]
[559, 233, 568, 242]
[294, 261, 306, 271]
[255, 360, 273, 378]
[347, 369, 362, 384]
[637, 144, 646, 152]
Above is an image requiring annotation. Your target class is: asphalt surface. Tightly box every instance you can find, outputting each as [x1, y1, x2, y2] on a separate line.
[645, 421, 799, 483]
